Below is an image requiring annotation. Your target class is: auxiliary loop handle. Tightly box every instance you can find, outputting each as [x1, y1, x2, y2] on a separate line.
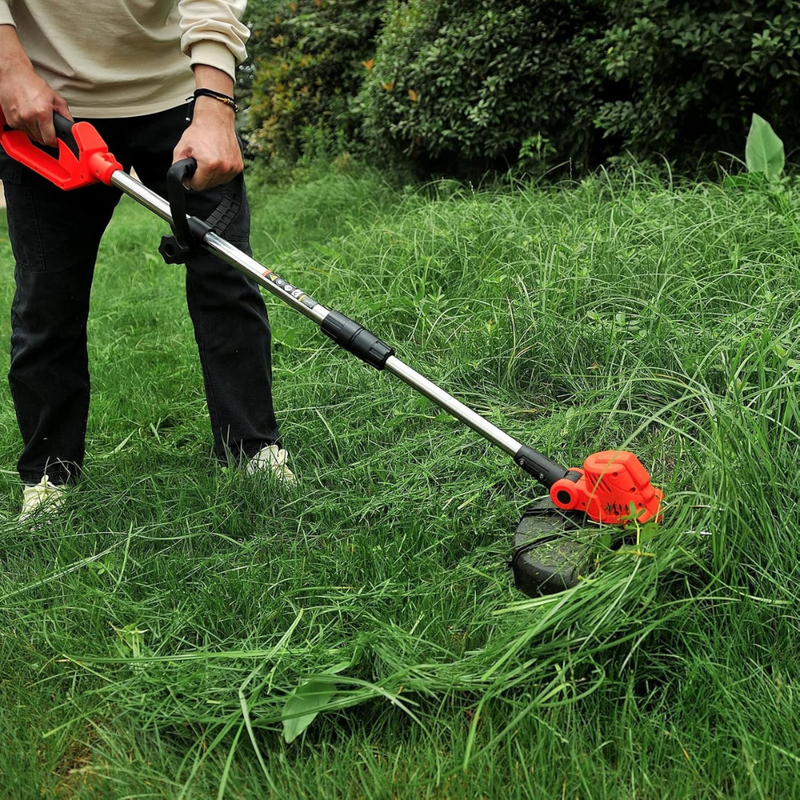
[165, 158, 198, 253]
[159, 157, 244, 265]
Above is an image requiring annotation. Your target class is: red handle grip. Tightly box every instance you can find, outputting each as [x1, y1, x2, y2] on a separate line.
[0, 108, 122, 190]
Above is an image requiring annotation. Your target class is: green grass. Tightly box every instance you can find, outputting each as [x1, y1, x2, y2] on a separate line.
[0, 166, 799, 798]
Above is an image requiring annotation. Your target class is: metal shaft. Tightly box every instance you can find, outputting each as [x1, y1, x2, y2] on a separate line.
[384, 358, 522, 455]
[111, 170, 526, 458]
[112, 171, 328, 324]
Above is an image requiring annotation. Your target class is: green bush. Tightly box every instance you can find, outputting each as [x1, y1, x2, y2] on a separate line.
[242, 0, 385, 165]
[240, 0, 800, 178]
[358, 0, 608, 176]
[598, 0, 800, 168]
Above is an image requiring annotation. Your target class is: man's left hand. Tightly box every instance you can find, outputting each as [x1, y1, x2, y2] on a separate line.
[173, 94, 243, 192]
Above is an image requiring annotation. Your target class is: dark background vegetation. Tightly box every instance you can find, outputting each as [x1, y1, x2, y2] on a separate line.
[240, 0, 800, 179]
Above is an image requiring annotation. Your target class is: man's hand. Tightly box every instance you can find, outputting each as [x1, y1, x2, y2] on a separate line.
[173, 98, 243, 191]
[173, 64, 243, 192]
[0, 25, 72, 146]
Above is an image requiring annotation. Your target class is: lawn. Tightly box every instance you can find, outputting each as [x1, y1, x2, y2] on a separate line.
[0, 167, 798, 798]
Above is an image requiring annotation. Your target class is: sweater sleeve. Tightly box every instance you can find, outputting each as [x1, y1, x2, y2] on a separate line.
[0, 1, 16, 26]
[178, 0, 250, 81]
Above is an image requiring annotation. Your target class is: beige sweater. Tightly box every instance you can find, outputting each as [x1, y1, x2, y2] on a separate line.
[0, 1, 249, 118]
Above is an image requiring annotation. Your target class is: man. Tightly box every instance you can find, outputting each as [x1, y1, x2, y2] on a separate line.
[0, 1, 295, 519]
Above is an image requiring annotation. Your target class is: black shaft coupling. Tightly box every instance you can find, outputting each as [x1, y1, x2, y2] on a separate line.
[320, 310, 394, 370]
[514, 444, 570, 488]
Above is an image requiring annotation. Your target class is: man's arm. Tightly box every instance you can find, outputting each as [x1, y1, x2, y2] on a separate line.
[0, 24, 72, 147]
[174, 1, 250, 191]
[173, 64, 243, 192]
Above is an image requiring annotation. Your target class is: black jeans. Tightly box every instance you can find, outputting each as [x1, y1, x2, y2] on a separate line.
[0, 106, 280, 485]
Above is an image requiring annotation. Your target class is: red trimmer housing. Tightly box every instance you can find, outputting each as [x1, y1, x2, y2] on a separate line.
[0, 108, 120, 189]
[550, 450, 663, 525]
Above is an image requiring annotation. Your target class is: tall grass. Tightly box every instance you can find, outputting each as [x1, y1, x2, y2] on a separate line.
[0, 167, 798, 797]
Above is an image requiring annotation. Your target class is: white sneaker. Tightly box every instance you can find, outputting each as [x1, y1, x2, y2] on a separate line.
[245, 444, 298, 486]
[19, 475, 66, 521]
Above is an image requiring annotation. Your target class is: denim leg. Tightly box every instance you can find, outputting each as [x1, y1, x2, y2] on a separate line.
[183, 223, 282, 463]
[2, 154, 122, 484]
[122, 108, 281, 463]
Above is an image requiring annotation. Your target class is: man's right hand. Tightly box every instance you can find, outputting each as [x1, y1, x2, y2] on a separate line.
[0, 24, 72, 147]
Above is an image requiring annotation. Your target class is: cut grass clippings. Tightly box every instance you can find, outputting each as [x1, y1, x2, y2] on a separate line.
[0, 167, 798, 797]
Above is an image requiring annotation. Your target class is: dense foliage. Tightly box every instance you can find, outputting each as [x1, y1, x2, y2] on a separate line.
[243, 0, 385, 164]
[241, 0, 800, 176]
[358, 0, 606, 176]
[598, 0, 800, 168]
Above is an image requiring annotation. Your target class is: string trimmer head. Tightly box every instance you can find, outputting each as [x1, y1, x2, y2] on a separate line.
[512, 450, 663, 595]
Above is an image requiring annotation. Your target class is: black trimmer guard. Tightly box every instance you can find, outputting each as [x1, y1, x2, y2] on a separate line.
[512, 498, 595, 596]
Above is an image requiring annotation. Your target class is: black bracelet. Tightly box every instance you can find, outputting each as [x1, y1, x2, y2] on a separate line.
[186, 88, 239, 114]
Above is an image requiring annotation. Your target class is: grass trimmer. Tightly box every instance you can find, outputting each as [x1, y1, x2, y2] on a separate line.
[0, 111, 664, 595]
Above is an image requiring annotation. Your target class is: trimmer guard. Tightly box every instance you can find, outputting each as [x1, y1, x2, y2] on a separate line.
[512, 498, 594, 595]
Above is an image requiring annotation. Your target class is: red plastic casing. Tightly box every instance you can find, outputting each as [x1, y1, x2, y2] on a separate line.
[550, 450, 663, 525]
[0, 108, 121, 189]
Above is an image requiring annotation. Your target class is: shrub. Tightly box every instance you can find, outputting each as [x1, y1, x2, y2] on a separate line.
[597, 0, 800, 169]
[240, 0, 800, 179]
[242, 0, 386, 165]
[358, 0, 609, 177]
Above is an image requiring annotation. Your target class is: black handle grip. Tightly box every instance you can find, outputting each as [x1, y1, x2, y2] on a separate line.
[53, 112, 79, 157]
[53, 112, 74, 139]
[166, 158, 198, 250]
